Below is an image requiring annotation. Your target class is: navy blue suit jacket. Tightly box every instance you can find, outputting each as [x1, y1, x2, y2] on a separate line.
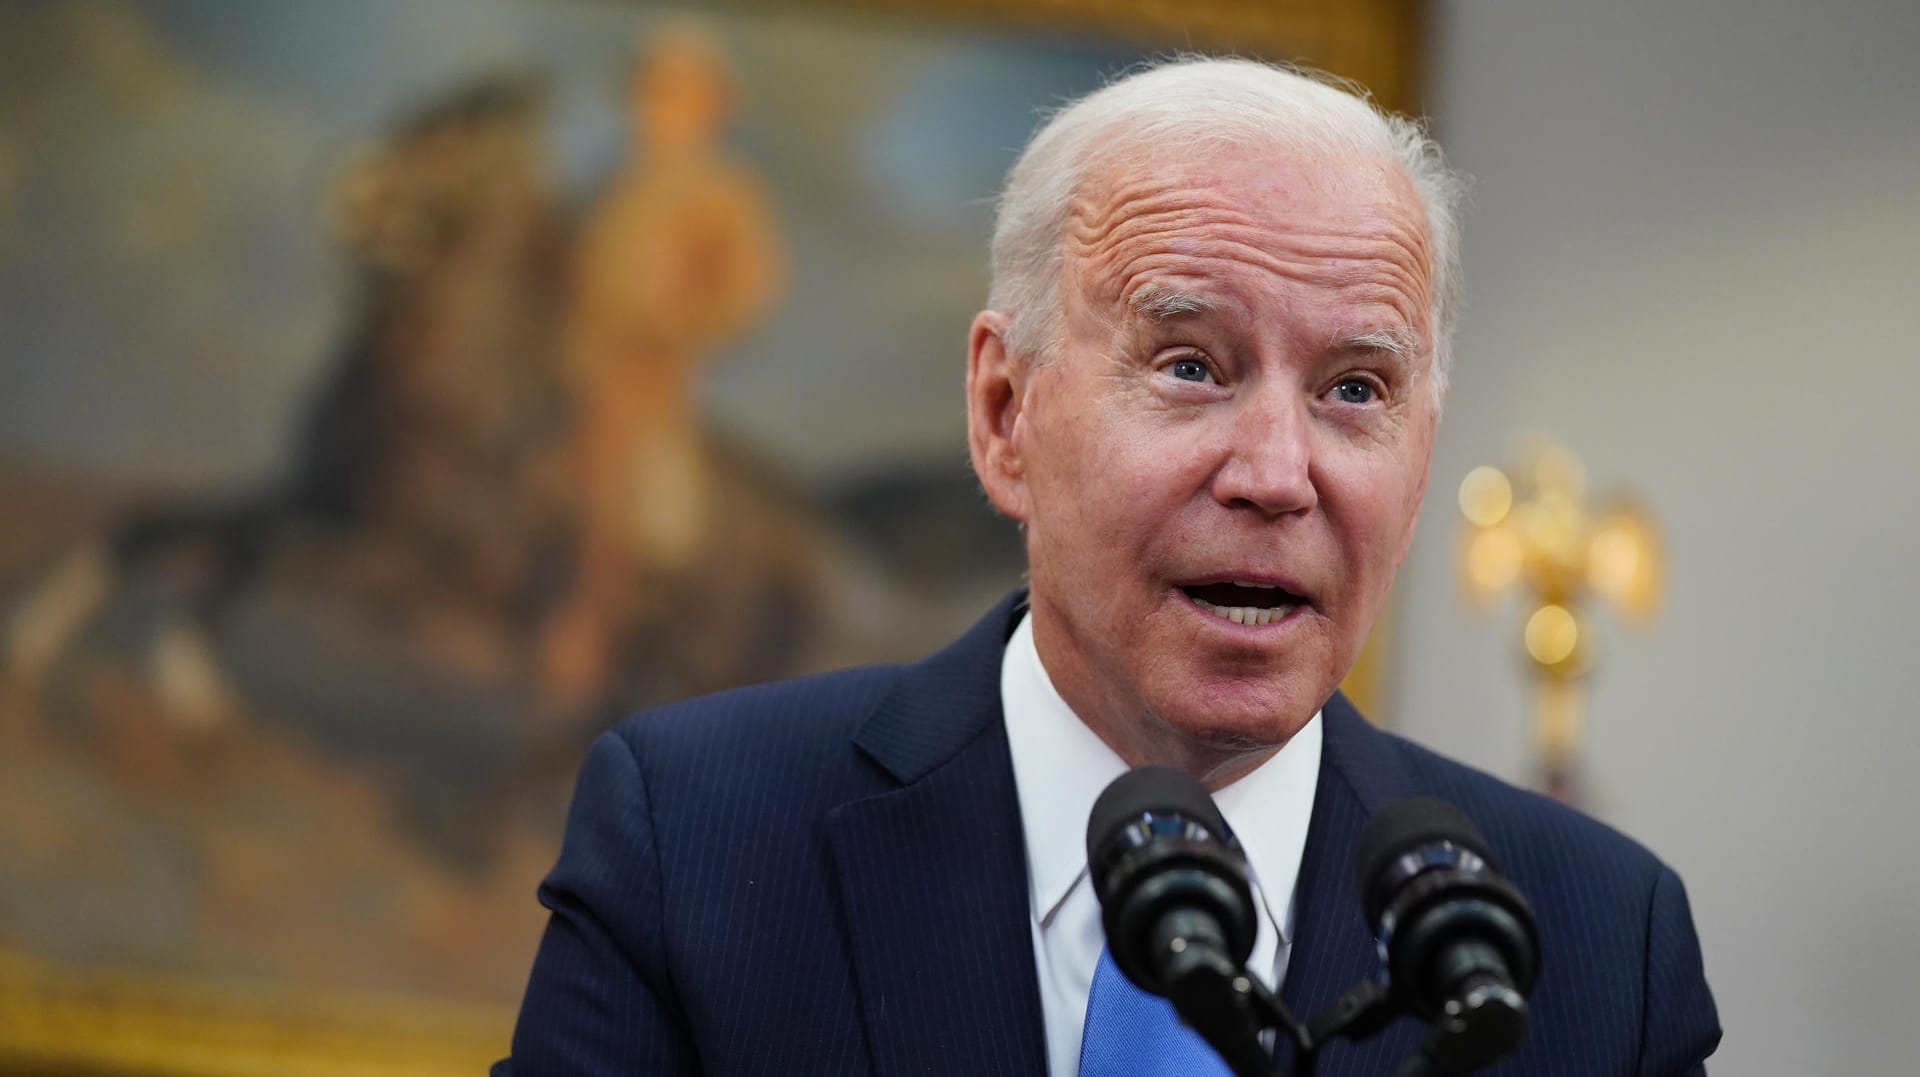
[499, 592, 1718, 1075]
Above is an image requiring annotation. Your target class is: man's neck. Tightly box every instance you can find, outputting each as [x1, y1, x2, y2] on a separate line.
[1027, 609, 1290, 792]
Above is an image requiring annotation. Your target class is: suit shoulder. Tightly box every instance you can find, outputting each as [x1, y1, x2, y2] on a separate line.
[1373, 726, 1669, 886]
[606, 663, 905, 764]
[1345, 724, 1718, 1068]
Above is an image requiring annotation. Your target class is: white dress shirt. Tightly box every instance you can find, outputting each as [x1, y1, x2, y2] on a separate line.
[1000, 610, 1324, 1077]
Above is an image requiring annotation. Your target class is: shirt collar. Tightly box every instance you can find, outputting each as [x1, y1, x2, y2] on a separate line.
[999, 610, 1323, 942]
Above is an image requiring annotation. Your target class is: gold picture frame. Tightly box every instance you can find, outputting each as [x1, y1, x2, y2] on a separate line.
[722, 0, 1425, 113]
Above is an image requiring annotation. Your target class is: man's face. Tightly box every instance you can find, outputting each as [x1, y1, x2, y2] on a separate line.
[969, 145, 1440, 780]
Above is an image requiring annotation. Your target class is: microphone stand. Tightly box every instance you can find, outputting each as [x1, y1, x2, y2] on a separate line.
[1163, 959, 1413, 1077]
[1087, 773, 1529, 1077]
[1156, 939, 1306, 1077]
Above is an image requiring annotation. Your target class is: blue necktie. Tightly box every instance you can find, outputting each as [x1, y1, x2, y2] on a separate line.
[1077, 946, 1233, 1076]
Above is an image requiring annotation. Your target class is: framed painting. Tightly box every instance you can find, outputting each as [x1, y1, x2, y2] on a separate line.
[0, 1, 1419, 1071]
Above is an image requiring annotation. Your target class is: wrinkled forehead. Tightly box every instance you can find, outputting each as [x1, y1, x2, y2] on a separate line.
[1062, 141, 1433, 319]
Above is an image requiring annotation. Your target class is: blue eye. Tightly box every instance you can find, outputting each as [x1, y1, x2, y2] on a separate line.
[1331, 379, 1377, 404]
[1169, 358, 1211, 383]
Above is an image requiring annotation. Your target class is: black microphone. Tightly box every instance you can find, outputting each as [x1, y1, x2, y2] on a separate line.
[1086, 764, 1257, 993]
[1085, 765, 1272, 1076]
[1355, 798, 1540, 1075]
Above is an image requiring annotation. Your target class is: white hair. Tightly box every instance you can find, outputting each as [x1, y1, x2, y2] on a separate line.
[989, 57, 1466, 401]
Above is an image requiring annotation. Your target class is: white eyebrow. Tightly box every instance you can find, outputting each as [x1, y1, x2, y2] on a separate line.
[1338, 325, 1422, 358]
[1127, 283, 1216, 320]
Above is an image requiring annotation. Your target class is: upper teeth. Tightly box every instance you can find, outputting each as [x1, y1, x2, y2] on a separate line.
[1192, 594, 1297, 625]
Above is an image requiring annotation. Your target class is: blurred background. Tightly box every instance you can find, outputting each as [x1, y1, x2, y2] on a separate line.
[0, 0, 1914, 1073]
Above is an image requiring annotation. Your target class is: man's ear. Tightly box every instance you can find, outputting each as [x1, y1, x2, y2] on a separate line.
[966, 310, 1032, 524]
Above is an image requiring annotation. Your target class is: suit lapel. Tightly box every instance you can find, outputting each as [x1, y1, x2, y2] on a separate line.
[822, 603, 1426, 1077]
[825, 593, 1048, 1076]
[1281, 693, 1427, 1074]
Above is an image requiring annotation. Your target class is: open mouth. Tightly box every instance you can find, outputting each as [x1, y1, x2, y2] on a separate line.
[1180, 581, 1307, 626]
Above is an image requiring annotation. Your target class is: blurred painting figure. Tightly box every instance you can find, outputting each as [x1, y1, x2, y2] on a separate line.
[0, 21, 886, 1000]
[539, 26, 796, 713]
[6, 75, 571, 735]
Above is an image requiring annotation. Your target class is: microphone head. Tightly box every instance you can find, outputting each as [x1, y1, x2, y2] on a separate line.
[1355, 797, 1499, 926]
[1353, 796, 1541, 1066]
[1084, 764, 1255, 994]
[1085, 764, 1231, 866]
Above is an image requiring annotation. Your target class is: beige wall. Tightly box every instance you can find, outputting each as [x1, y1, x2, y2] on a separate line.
[1398, 2, 1920, 1071]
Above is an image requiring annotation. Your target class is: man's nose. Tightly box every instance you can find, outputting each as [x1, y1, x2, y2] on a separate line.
[1210, 390, 1317, 517]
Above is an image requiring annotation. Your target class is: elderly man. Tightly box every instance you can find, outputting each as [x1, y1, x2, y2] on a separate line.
[499, 59, 1719, 1076]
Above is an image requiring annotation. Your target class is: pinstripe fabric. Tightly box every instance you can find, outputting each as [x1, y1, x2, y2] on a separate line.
[497, 592, 1718, 1075]
[1282, 693, 1721, 1076]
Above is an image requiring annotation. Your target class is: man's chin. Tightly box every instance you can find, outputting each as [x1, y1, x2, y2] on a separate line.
[1152, 683, 1323, 755]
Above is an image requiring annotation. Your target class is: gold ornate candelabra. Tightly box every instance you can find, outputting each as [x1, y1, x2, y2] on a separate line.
[1457, 436, 1663, 802]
